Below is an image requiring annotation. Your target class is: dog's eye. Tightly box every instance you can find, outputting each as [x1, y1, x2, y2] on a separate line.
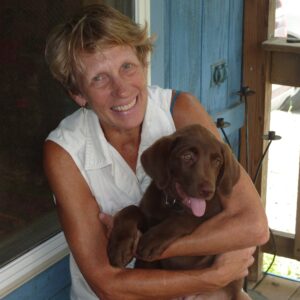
[213, 156, 222, 167]
[181, 151, 196, 163]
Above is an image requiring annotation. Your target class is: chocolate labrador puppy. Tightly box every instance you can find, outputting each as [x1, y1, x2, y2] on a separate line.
[108, 124, 242, 297]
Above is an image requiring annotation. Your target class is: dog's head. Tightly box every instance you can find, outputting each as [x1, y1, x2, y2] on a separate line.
[141, 124, 240, 217]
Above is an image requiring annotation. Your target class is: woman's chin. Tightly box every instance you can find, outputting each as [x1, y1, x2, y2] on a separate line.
[112, 103, 146, 130]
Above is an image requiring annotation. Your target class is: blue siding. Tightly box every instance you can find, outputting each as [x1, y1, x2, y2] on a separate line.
[201, 0, 230, 111]
[165, 0, 203, 98]
[150, 0, 166, 87]
[3, 256, 70, 300]
[227, 0, 244, 105]
[151, 0, 244, 155]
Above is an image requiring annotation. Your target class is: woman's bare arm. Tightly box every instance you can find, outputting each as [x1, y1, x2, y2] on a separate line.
[161, 92, 269, 258]
[44, 140, 254, 300]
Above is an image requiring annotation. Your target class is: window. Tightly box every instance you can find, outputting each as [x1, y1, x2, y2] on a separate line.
[0, 0, 134, 268]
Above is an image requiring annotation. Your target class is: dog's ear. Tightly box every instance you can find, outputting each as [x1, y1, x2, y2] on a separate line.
[141, 136, 174, 190]
[218, 143, 241, 196]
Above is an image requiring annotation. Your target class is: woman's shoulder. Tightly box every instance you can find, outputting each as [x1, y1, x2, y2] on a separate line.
[148, 85, 172, 103]
[148, 85, 175, 116]
[46, 108, 88, 152]
[55, 108, 84, 130]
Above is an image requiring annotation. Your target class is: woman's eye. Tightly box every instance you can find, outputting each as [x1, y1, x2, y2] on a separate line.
[93, 74, 106, 82]
[123, 63, 132, 69]
[122, 63, 136, 73]
[91, 74, 109, 87]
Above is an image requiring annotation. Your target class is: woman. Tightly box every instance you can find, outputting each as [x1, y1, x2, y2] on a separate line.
[44, 4, 269, 300]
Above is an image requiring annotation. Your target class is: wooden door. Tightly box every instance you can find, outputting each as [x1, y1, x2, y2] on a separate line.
[151, 0, 244, 156]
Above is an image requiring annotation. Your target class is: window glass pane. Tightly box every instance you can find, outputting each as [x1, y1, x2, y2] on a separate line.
[268, 0, 300, 235]
[266, 85, 300, 234]
[285, 0, 300, 37]
[275, 0, 300, 38]
[0, 0, 134, 267]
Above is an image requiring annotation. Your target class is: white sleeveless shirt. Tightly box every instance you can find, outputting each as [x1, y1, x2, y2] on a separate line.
[47, 86, 176, 299]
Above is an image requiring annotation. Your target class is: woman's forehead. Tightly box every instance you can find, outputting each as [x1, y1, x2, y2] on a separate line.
[81, 45, 137, 61]
[76, 45, 139, 72]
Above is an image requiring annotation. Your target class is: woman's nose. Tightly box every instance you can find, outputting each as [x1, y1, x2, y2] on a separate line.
[111, 77, 131, 98]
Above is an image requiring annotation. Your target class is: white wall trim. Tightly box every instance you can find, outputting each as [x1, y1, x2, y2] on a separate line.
[135, 0, 150, 27]
[0, 232, 69, 298]
[135, 0, 152, 85]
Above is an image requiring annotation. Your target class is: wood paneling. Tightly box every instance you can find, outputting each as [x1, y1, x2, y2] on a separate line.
[250, 275, 300, 300]
[263, 38, 300, 87]
[263, 37, 300, 54]
[242, 0, 271, 281]
[262, 230, 295, 259]
[241, 0, 270, 181]
[270, 52, 300, 86]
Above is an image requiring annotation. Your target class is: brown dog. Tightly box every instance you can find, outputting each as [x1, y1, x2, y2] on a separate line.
[108, 124, 242, 297]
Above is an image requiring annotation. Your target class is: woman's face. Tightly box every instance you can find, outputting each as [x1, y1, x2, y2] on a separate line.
[72, 45, 148, 135]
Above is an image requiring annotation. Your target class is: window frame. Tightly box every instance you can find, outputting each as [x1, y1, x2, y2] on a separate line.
[0, 232, 68, 297]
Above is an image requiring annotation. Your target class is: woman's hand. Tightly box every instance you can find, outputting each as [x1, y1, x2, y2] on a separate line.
[99, 212, 114, 238]
[212, 247, 256, 286]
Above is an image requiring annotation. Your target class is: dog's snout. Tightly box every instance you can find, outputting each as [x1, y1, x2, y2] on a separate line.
[198, 182, 214, 199]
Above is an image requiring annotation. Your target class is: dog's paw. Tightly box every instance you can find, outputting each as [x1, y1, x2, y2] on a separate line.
[136, 230, 172, 261]
[108, 229, 141, 268]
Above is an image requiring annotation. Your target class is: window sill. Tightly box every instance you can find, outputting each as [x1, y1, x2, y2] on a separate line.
[262, 37, 300, 87]
[262, 37, 300, 54]
[0, 232, 69, 298]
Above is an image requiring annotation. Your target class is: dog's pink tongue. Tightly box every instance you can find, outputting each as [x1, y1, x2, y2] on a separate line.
[188, 197, 206, 217]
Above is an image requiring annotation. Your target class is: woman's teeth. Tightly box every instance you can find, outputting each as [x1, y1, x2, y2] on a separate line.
[112, 98, 136, 112]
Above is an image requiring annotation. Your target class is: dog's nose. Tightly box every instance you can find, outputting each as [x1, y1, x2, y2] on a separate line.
[198, 183, 214, 198]
[201, 189, 213, 198]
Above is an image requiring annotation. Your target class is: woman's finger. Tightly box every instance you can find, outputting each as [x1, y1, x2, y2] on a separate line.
[99, 212, 114, 237]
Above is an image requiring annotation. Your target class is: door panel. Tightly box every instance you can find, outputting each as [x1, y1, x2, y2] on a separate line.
[151, 0, 244, 155]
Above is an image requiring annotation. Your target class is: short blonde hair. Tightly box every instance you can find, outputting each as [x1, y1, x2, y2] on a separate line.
[45, 4, 154, 94]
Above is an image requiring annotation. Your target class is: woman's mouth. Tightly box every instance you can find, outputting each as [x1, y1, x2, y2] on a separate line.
[111, 98, 137, 112]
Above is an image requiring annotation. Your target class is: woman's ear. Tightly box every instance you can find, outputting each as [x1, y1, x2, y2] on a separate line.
[218, 143, 241, 196]
[141, 136, 173, 190]
[68, 90, 87, 107]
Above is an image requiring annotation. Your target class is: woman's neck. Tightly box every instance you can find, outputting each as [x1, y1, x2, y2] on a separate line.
[102, 124, 142, 172]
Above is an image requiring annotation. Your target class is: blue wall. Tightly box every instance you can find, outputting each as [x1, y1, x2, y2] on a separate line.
[3, 256, 70, 300]
[151, 0, 244, 156]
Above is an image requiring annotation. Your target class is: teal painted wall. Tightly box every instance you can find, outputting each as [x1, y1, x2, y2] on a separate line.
[151, 0, 244, 155]
[3, 256, 70, 300]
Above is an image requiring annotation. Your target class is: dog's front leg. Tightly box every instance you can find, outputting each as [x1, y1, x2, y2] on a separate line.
[137, 214, 200, 261]
[108, 205, 147, 268]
